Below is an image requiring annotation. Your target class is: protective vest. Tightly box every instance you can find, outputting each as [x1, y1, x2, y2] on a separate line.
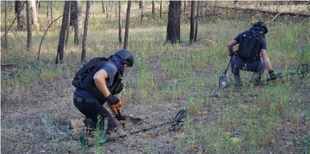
[72, 57, 124, 102]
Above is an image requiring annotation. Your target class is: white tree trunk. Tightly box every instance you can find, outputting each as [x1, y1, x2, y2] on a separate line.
[29, 0, 39, 30]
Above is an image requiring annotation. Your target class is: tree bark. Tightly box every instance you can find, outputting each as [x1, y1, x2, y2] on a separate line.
[29, 0, 39, 30]
[166, 1, 181, 44]
[2, 1, 8, 48]
[118, 1, 122, 44]
[47, 1, 53, 25]
[16, 1, 27, 31]
[26, 1, 32, 52]
[81, 1, 91, 63]
[160, 1, 162, 18]
[152, 0, 155, 19]
[189, 1, 195, 44]
[140, 0, 144, 24]
[70, 0, 82, 44]
[56, 1, 70, 64]
[194, 1, 199, 42]
[124, 1, 131, 49]
[102, 1, 106, 14]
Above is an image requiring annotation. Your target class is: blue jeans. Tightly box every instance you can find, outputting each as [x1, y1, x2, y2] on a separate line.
[231, 56, 265, 76]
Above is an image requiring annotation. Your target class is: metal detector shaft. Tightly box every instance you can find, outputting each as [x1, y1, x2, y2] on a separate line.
[87, 120, 176, 147]
[86, 109, 187, 148]
[224, 57, 232, 74]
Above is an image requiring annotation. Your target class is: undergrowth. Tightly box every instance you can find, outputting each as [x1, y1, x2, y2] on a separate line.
[1, 1, 309, 154]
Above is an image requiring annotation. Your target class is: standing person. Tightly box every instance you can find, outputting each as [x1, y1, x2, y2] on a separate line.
[227, 21, 277, 87]
[71, 49, 134, 133]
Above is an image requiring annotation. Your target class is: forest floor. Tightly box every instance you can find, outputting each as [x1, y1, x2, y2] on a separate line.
[2, 38, 310, 154]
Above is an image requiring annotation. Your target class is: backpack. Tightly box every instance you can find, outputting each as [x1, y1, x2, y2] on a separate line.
[236, 30, 262, 62]
[72, 57, 109, 88]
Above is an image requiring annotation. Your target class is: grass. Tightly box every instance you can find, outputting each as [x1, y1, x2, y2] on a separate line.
[1, 1, 310, 154]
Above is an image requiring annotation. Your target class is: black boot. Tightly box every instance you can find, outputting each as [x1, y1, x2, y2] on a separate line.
[234, 75, 242, 87]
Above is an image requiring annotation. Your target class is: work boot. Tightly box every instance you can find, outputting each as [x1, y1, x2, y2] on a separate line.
[83, 118, 98, 134]
[234, 75, 242, 87]
[250, 72, 262, 85]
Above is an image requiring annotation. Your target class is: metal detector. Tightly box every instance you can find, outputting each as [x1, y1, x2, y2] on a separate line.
[80, 109, 187, 148]
[259, 64, 309, 84]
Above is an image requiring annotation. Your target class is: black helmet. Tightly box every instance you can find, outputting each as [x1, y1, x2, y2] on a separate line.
[114, 49, 134, 67]
[253, 21, 268, 34]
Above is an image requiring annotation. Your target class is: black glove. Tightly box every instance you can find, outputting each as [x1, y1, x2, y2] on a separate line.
[106, 94, 120, 105]
[229, 51, 235, 57]
[115, 114, 126, 122]
[269, 70, 277, 80]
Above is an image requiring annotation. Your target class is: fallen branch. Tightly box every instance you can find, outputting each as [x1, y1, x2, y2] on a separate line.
[217, 6, 310, 17]
[270, 12, 283, 22]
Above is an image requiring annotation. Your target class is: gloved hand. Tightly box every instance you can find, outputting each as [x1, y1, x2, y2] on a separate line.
[106, 94, 120, 105]
[269, 70, 277, 80]
[115, 113, 126, 122]
[229, 51, 235, 57]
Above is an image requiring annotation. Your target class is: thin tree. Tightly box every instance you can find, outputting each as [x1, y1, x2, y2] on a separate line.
[81, 1, 91, 63]
[189, 1, 195, 44]
[166, 1, 181, 44]
[160, 1, 162, 18]
[194, 1, 199, 42]
[47, 1, 53, 26]
[140, 0, 144, 24]
[2, 1, 8, 48]
[152, 0, 155, 19]
[124, 1, 131, 49]
[26, 1, 32, 51]
[102, 1, 106, 14]
[56, 1, 70, 64]
[118, 1, 122, 44]
[70, 0, 82, 44]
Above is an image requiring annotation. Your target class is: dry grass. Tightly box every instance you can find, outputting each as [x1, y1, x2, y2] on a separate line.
[1, 1, 310, 154]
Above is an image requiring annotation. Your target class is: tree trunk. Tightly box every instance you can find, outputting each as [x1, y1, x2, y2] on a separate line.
[124, 1, 131, 49]
[189, 1, 195, 44]
[2, 1, 8, 48]
[70, 0, 82, 44]
[166, 1, 181, 44]
[194, 1, 199, 42]
[82, 1, 91, 63]
[47, 1, 53, 25]
[26, 1, 32, 52]
[152, 0, 155, 19]
[139, 1, 143, 9]
[15, 1, 27, 31]
[102, 1, 106, 14]
[105, 2, 109, 20]
[160, 1, 162, 18]
[29, 0, 39, 30]
[140, 0, 144, 24]
[118, 1, 122, 44]
[56, 1, 70, 64]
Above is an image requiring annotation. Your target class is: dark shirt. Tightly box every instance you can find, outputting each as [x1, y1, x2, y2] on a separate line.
[74, 62, 118, 99]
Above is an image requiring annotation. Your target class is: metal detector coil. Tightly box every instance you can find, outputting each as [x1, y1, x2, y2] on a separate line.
[169, 109, 187, 132]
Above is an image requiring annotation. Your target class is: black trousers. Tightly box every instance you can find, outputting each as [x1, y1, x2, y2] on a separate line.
[73, 96, 117, 130]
